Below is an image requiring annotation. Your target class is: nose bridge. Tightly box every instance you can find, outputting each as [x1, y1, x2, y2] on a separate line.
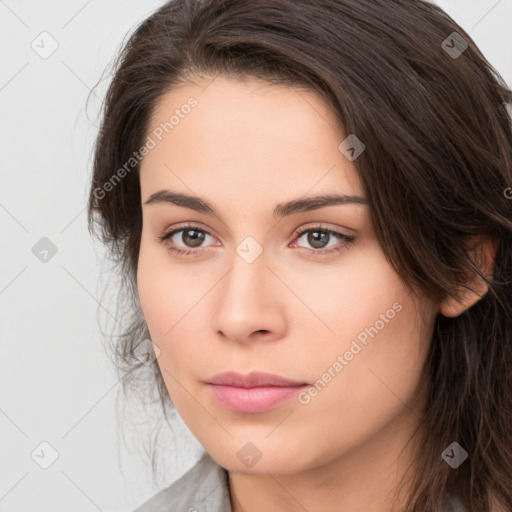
[222, 243, 269, 315]
[213, 239, 279, 339]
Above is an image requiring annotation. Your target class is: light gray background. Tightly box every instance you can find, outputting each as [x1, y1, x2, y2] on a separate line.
[1, 1, 511, 510]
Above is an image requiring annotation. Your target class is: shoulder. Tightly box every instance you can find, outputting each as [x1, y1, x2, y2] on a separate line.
[132, 451, 232, 512]
[446, 492, 506, 512]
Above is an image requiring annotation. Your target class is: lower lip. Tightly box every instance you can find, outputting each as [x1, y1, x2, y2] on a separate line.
[207, 384, 307, 413]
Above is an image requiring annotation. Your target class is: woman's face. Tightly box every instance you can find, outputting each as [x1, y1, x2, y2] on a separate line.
[137, 75, 440, 476]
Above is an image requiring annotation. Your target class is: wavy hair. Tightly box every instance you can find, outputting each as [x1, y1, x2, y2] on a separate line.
[87, 1, 512, 510]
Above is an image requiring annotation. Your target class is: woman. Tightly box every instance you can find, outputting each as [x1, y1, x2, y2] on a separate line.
[87, 0, 512, 510]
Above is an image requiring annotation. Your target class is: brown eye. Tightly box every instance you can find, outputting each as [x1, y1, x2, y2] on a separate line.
[305, 230, 330, 249]
[157, 224, 217, 257]
[180, 228, 206, 248]
[293, 225, 356, 256]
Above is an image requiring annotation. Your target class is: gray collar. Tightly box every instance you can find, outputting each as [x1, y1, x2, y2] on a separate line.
[132, 451, 232, 512]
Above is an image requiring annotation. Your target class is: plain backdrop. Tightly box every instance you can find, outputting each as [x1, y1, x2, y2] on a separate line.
[1, 1, 511, 510]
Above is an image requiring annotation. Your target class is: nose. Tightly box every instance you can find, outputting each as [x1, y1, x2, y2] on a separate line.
[212, 248, 287, 344]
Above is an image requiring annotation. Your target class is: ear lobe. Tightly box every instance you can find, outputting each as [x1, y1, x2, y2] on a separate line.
[438, 235, 497, 318]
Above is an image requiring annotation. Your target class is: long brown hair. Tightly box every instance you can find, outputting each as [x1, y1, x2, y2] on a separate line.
[87, 1, 512, 510]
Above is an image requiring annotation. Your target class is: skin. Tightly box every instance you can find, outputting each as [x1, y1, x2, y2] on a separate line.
[136, 75, 494, 512]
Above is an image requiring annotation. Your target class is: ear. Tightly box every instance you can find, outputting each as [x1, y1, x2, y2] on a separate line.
[439, 235, 498, 318]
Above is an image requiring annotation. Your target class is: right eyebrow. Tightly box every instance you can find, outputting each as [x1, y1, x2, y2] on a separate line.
[144, 190, 216, 214]
[273, 193, 368, 217]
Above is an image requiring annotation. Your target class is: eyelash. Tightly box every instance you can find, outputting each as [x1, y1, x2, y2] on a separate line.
[157, 223, 355, 258]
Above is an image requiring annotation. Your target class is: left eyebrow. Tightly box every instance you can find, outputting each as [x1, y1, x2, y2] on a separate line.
[143, 190, 368, 219]
[273, 193, 368, 218]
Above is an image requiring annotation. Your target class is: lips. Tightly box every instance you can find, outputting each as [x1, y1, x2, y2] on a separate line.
[206, 370, 308, 388]
[206, 371, 309, 413]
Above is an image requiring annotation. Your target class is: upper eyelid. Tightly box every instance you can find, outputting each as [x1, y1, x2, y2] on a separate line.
[161, 222, 353, 244]
[161, 223, 213, 242]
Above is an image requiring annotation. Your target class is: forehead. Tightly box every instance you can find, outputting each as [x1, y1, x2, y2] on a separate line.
[140, 75, 364, 207]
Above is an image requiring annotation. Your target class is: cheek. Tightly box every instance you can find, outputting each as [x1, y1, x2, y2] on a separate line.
[136, 239, 212, 373]
[137, 235, 190, 336]
[281, 239, 407, 344]
[314, 298, 429, 444]
[137, 250, 198, 410]
[291, 247, 431, 423]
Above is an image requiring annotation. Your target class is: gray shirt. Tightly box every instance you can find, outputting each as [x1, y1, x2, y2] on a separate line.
[132, 451, 466, 511]
[133, 452, 231, 512]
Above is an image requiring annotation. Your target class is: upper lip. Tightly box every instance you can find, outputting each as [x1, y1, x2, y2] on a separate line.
[206, 371, 308, 388]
